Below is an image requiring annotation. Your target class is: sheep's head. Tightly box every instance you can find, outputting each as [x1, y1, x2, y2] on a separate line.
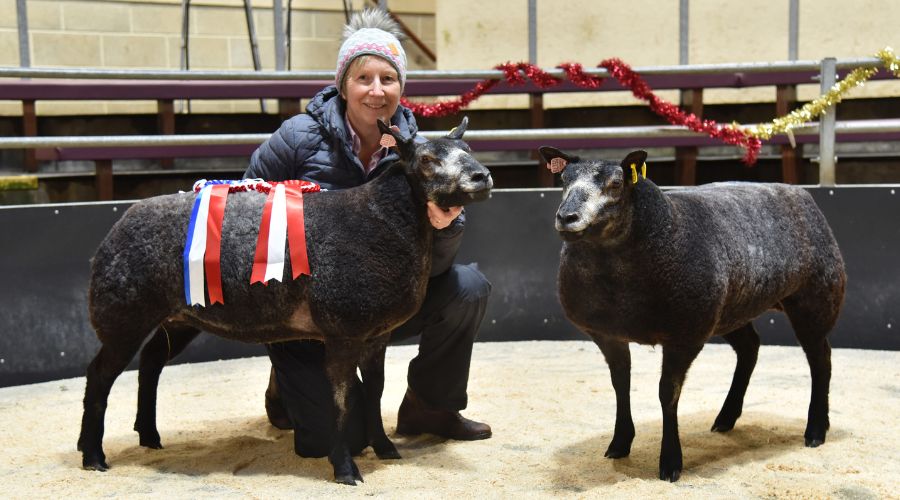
[378, 117, 493, 207]
[539, 147, 648, 242]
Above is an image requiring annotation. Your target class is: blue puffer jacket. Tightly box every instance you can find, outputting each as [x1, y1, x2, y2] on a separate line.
[243, 85, 464, 277]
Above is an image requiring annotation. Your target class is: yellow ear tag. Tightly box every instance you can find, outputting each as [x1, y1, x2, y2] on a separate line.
[630, 164, 639, 183]
[641, 162, 647, 179]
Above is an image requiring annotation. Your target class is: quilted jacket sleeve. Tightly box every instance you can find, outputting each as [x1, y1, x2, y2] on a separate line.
[430, 210, 465, 277]
[244, 115, 319, 181]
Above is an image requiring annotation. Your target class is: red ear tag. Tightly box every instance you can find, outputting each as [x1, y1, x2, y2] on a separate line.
[380, 133, 397, 148]
[548, 157, 568, 173]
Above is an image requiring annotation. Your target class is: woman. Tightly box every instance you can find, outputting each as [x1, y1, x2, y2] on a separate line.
[243, 8, 492, 458]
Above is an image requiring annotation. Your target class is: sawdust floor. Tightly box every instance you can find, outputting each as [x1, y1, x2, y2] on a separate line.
[1, 341, 897, 499]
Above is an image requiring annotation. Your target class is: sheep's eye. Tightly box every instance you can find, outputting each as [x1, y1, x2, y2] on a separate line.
[419, 155, 435, 164]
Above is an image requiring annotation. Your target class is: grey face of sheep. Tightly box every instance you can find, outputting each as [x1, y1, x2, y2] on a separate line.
[378, 116, 493, 207]
[540, 147, 648, 242]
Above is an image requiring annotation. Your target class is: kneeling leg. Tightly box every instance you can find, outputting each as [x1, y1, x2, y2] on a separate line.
[359, 336, 400, 459]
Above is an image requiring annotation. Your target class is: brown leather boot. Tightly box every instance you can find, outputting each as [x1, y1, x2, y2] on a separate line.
[265, 366, 292, 430]
[395, 388, 491, 441]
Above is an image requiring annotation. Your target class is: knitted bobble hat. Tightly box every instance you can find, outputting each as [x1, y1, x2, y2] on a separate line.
[335, 8, 407, 91]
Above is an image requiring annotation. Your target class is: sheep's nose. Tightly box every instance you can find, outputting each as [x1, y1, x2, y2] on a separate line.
[557, 212, 580, 226]
[470, 171, 489, 184]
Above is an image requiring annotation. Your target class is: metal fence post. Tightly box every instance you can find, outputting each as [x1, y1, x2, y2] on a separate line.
[818, 57, 837, 186]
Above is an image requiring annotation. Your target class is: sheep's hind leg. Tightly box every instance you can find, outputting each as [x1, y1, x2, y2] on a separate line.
[798, 336, 831, 447]
[78, 336, 147, 471]
[783, 295, 834, 447]
[359, 336, 400, 459]
[711, 323, 760, 432]
[134, 322, 200, 448]
[324, 338, 366, 485]
[658, 342, 703, 482]
[593, 336, 635, 459]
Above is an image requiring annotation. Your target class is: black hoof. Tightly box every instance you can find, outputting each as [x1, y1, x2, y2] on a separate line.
[711, 409, 740, 432]
[659, 467, 681, 482]
[373, 438, 401, 460]
[82, 455, 109, 472]
[604, 434, 633, 459]
[659, 454, 683, 482]
[138, 429, 163, 449]
[375, 447, 402, 460]
[334, 474, 358, 486]
[710, 421, 735, 433]
[140, 440, 164, 450]
[604, 444, 631, 459]
[332, 459, 363, 485]
[805, 437, 825, 447]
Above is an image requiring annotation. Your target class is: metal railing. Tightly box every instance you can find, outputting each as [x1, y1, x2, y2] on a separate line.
[3, 120, 900, 149]
[1, 56, 898, 195]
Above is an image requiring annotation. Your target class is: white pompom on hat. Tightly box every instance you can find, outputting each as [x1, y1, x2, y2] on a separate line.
[335, 9, 407, 91]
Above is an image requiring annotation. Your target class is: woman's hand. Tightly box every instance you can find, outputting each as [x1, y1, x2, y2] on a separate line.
[427, 201, 462, 230]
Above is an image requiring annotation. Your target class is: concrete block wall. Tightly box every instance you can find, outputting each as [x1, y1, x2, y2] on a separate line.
[3, 0, 899, 116]
[436, 0, 900, 110]
[0, 0, 436, 116]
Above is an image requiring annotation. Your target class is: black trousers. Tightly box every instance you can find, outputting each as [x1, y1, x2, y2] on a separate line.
[266, 263, 491, 457]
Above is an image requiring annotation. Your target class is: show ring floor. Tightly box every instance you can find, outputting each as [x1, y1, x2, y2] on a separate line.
[1, 341, 897, 498]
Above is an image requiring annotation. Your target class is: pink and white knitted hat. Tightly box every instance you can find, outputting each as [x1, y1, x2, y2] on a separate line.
[335, 9, 407, 91]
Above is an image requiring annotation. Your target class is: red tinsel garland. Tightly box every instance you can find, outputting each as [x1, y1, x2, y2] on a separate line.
[598, 58, 761, 164]
[401, 59, 761, 164]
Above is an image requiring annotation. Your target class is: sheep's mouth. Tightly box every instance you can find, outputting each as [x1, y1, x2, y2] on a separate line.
[465, 188, 491, 202]
[433, 187, 492, 207]
[559, 229, 585, 241]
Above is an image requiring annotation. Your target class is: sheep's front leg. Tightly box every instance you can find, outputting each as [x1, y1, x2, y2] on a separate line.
[592, 336, 635, 458]
[359, 336, 401, 459]
[324, 338, 365, 485]
[658, 342, 703, 482]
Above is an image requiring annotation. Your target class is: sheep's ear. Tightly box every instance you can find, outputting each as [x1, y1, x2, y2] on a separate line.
[620, 150, 648, 183]
[446, 116, 469, 140]
[538, 146, 578, 173]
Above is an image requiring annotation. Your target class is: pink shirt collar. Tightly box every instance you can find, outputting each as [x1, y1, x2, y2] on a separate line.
[345, 114, 388, 175]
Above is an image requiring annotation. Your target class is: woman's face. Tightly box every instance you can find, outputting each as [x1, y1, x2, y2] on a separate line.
[341, 56, 401, 134]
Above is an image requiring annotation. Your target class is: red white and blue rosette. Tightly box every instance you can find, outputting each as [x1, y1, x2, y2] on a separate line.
[183, 179, 320, 307]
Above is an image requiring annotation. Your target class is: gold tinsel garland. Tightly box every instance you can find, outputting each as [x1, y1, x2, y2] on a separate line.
[742, 47, 899, 141]
[0, 175, 38, 191]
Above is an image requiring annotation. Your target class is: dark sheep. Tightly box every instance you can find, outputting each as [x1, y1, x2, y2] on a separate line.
[540, 147, 846, 482]
[78, 118, 493, 485]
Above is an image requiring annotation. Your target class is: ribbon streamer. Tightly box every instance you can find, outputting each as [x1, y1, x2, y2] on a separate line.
[251, 188, 277, 285]
[264, 184, 288, 283]
[203, 184, 230, 305]
[185, 185, 213, 306]
[183, 187, 204, 305]
[284, 185, 311, 278]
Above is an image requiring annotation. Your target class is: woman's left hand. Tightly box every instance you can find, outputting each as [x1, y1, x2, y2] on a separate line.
[427, 201, 462, 230]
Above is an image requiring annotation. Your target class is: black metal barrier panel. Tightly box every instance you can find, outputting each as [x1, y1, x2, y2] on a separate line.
[1, 187, 897, 387]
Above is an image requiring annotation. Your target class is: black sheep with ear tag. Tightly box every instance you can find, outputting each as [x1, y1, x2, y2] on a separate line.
[545, 146, 845, 482]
